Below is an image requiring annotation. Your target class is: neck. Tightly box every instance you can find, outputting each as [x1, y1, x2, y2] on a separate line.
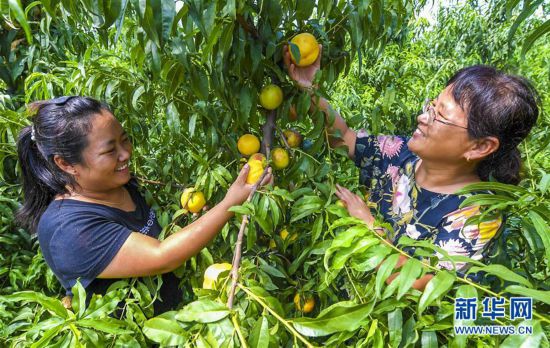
[67, 185, 126, 203]
[415, 159, 480, 193]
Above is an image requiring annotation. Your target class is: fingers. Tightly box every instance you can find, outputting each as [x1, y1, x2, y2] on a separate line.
[335, 184, 353, 201]
[283, 44, 291, 69]
[236, 163, 250, 184]
[314, 44, 323, 68]
[259, 167, 273, 186]
[288, 62, 297, 81]
[335, 184, 363, 206]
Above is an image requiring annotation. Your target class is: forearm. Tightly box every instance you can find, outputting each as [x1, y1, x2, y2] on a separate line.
[311, 96, 354, 150]
[157, 198, 235, 271]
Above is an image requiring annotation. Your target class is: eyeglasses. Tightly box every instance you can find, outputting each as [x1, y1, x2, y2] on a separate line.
[422, 99, 468, 130]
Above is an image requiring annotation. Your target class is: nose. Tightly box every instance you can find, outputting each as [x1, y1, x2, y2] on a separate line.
[417, 110, 429, 125]
[118, 144, 131, 162]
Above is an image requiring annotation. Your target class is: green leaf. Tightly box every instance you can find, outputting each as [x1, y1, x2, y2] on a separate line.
[329, 236, 379, 271]
[71, 280, 87, 319]
[421, 330, 438, 348]
[259, 263, 286, 279]
[103, 0, 123, 29]
[78, 318, 133, 334]
[8, 0, 33, 44]
[238, 86, 253, 124]
[396, 258, 423, 299]
[507, 0, 544, 48]
[290, 196, 323, 222]
[375, 253, 400, 297]
[295, 0, 315, 21]
[249, 315, 269, 348]
[292, 301, 373, 337]
[175, 300, 230, 323]
[84, 286, 128, 319]
[504, 286, 550, 305]
[459, 194, 515, 208]
[289, 42, 301, 65]
[142, 317, 188, 346]
[388, 309, 402, 347]
[131, 85, 145, 111]
[453, 285, 477, 348]
[528, 211, 550, 262]
[228, 203, 254, 216]
[29, 324, 64, 348]
[501, 320, 547, 348]
[160, 0, 176, 43]
[311, 215, 324, 243]
[5, 291, 69, 319]
[468, 264, 532, 288]
[418, 271, 455, 314]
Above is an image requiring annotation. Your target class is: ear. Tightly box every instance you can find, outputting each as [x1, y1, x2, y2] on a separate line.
[53, 155, 78, 176]
[466, 136, 500, 161]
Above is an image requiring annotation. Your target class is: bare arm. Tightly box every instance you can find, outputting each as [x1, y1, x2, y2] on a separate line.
[312, 96, 357, 159]
[99, 165, 272, 278]
[283, 45, 357, 160]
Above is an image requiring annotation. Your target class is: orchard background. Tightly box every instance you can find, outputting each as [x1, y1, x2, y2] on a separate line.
[1, 0, 549, 347]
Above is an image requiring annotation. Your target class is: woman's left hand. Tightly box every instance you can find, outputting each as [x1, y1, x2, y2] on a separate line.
[335, 184, 375, 227]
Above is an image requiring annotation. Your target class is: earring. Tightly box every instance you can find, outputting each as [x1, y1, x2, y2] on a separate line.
[466, 156, 470, 162]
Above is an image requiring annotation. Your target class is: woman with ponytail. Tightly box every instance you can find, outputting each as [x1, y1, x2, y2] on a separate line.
[284, 47, 540, 290]
[16, 96, 272, 312]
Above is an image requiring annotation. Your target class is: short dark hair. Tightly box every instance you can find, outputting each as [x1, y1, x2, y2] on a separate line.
[447, 65, 540, 185]
[16, 96, 110, 233]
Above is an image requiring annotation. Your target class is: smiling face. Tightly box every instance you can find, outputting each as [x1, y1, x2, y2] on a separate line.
[407, 85, 474, 164]
[70, 109, 132, 192]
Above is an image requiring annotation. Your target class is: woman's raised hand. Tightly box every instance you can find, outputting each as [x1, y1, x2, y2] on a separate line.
[224, 164, 273, 207]
[283, 44, 322, 89]
[335, 184, 375, 227]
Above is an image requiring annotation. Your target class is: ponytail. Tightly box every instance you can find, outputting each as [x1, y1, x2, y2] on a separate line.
[477, 147, 521, 185]
[16, 126, 68, 233]
[15, 96, 109, 234]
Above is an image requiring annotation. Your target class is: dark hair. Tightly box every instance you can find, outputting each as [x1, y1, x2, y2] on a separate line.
[447, 65, 540, 185]
[16, 96, 110, 233]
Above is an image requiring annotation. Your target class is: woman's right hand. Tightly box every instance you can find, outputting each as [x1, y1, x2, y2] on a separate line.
[283, 44, 322, 89]
[224, 164, 273, 207]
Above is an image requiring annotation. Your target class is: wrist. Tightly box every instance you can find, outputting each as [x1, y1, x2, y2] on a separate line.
[220, 196, 238, 214]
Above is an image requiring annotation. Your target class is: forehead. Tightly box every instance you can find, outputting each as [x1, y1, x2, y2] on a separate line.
[87, 109, 123, 142]
[438, 85, 467, 121]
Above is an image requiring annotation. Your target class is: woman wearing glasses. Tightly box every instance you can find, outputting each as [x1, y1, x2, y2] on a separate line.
[16, 97, 272, 312]
[284, 46, 539, 289]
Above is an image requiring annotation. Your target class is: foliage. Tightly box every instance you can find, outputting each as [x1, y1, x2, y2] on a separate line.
[0, 0, 549, 347]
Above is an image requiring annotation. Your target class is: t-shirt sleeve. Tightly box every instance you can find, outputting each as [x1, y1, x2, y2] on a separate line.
[354, 130, 410, 188]
[432, 206, 503, 274]
[49, 213, 133, 289]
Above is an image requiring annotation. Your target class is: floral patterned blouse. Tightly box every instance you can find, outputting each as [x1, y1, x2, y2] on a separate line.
[354, 130, 502, 273]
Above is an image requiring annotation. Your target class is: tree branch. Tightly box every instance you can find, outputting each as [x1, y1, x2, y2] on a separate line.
[236, 14, 259, 39]
[227, 166, 271, 309]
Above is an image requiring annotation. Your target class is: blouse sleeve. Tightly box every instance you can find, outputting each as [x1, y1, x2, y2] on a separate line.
[49, 213, 133, 289]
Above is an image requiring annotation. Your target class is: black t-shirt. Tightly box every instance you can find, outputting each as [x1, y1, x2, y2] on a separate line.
[37, 180, 182, 312]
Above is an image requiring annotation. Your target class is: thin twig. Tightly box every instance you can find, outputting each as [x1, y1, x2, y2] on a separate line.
[231, 314, 248, 348]
[275, 126, 292, 151]
[238, 283, 316, 348]
[134, 176, 185, 189]
[227, 167, 271, 308]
